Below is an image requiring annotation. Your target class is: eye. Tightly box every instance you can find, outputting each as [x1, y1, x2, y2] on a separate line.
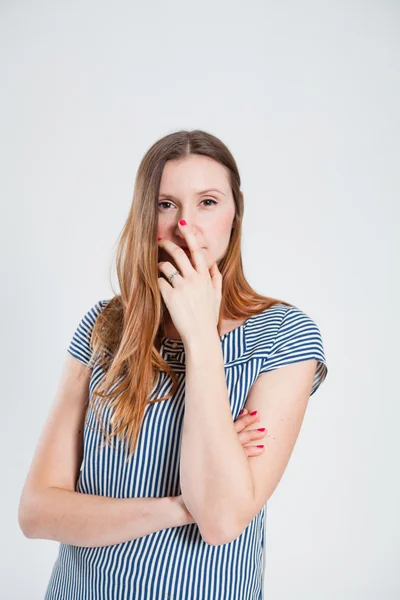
[158, 199, 218, 210]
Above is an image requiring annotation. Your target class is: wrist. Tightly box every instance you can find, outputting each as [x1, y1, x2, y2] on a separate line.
[183, 328, 221, 354]
[171, 495, 194, 526]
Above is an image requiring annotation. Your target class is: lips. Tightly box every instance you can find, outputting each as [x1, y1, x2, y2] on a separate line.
[181, 246, 207, 252]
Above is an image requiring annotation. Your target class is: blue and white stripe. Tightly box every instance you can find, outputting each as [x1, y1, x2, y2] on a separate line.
[45, 299, 328, 599]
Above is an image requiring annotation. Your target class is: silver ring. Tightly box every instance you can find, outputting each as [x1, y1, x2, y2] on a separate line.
[168, 270, 180, 283]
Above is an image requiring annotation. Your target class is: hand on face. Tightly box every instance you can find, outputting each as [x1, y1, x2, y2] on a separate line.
[157, 221, 223, 343]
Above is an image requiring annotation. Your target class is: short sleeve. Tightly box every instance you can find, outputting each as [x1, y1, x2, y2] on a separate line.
[67, 299, 109, 367]
[259, 307, 328, 396]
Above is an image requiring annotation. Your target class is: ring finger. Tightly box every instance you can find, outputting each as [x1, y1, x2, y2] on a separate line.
[158, 261, 182, 284]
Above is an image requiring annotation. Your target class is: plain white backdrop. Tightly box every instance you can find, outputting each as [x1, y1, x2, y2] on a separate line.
[1, 0, 399, 598]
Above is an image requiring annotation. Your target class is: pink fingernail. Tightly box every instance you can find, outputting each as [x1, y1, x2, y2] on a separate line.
[179, 220, 187, 226]
[257, 445, 264, 448]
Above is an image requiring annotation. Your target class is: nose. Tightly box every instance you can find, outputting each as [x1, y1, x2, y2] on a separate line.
[174, 220, 198, 240]
[172, 225, 205, 250]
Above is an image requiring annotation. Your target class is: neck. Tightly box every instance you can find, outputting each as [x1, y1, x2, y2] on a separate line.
[162, 315, 181, 340]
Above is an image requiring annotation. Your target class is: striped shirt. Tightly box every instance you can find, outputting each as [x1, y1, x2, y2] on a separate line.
[45, 299, 328, 600]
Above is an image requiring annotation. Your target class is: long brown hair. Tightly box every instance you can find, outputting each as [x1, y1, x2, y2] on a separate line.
[87, 129, 294, 458]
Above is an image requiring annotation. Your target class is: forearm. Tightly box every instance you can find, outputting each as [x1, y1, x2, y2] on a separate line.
[20, 488, 188, 547]
[181, 331, 254, 543]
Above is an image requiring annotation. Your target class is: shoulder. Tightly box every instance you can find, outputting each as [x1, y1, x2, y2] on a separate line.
[249, 303, 323, 340]
[66, 298, 112, 367]
[245, 303, 294, 347]
[250, 303, 328, 394]
[73, 298, 112, 334]
[87, 298, 112, 319]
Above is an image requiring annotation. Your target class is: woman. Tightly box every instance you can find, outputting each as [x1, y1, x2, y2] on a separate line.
[19, 129, 328, 599]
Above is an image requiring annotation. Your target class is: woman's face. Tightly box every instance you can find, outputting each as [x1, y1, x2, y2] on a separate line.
[157, 154, 236, 270]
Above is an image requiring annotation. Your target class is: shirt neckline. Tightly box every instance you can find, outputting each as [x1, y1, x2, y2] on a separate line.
[160, 316, 253, 351]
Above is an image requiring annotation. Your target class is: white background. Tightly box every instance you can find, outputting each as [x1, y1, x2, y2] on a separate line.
[1, 0, 399, 598]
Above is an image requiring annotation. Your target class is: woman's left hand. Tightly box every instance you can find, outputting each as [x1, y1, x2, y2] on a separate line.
[157, 221, 223, 344]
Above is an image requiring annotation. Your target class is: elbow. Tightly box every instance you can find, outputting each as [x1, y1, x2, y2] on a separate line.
[18, 493, 42, 539]
[18, 507, 35, 539]
[204, 510, 258, 545]
[200, 515, 245, 546]
[203, 530, 240, 546]
[200, 529, 227, 546]
[193, 500, 253, 546]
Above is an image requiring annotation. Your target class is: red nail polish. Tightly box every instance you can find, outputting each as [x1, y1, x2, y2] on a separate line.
[257, 445, 264, 448]
[157, 237, 162, 241]
[257, 428, 266, 432]
[250, 410, 257, 416]
[239, 409, 244, 415]
[179, 220, 186, 226]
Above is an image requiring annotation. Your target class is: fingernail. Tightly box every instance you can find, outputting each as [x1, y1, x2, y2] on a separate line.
[157, 237, 162, 241]
[250, 410, 257, 416]
[239, 409, 245, 415]
[257, 428, 266, 432]
[179, 220, 187, 226]
[257, 445, 264, 448]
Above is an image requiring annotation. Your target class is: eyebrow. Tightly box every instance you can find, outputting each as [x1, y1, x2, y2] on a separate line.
[159, 188, 226, 199]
